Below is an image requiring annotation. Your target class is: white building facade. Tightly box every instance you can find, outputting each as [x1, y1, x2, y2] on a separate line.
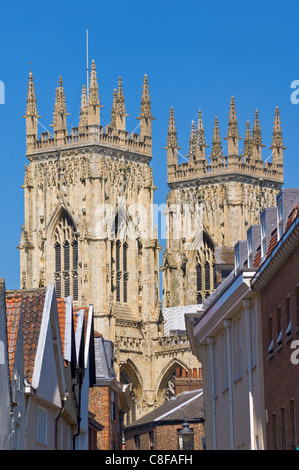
[186, 268, 266, 450]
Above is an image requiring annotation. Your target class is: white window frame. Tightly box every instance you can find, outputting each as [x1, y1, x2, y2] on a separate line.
[250, 308, 257, 368]
[36, 406, 47, 446]
[222, 332, 228, 391]
[247, 233, 253, 268]
[277, 199, 283, 241]
[261, 216, 267, 260]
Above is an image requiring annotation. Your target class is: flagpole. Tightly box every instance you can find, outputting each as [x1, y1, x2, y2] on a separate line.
[86, 29, 89, 96]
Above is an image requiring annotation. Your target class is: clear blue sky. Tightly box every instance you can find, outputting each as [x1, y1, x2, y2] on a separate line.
[0, 0, 299, 290]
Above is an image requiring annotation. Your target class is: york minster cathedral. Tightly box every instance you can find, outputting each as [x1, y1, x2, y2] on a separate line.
[19, 61, 284, 418]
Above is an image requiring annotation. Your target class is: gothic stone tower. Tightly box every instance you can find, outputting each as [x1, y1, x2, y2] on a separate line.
[20, 65, 201, 419]
[162, 98, 284, 308]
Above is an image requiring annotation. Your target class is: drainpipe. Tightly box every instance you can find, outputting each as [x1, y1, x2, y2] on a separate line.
[243, 299, 255, 450]
[55, 392, 69, 450]
[72, 371, 82, 450]
[207, 337, 216, 450]
[224, 320, 234, 450]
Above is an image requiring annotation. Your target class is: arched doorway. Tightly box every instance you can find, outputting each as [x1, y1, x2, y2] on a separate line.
[119, 360, 143, 425]
[156, 359, 189, 405]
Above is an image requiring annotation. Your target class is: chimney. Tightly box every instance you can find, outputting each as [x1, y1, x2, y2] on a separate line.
[276, 188, 299, 241]
[247, 225, 261, 268]
[234, 240, 247, 274]
[260, 207, 277, 261]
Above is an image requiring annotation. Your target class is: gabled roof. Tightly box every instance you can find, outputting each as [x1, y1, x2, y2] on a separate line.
[125, 389, 204, 430]
[94, 335, 115, 380]
[73, 306, 90, 369]
[57, 297, 74, 366]
[163, 305, 200, 336]
[6, 288, 47, 385]
[5, 284, 67, 393]
[285, 202, 299, 232]
[5, 290, 22, 382]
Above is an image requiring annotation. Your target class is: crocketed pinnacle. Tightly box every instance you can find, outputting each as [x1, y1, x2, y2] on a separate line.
[252, 109, 264, 147]
[110, 88, 117, 128]
[196, 110, 208, 149]
[270, 106, 285, 151]
[138, 74, 154, 121]
[165, 106, 180, 149]
[88, 60, 100, 107]
[188, 120, 196, 157]
[79, 84, 88, 132]
[23, 68, 41, 145]
[243, 120, 253, 160]
[226, 96, 241, 141]
[114, 77, 129, 130]
[52, 76, 69, 131]
[88, 60, 102, 126]
[24, 70, 39, 119]
[211, 117, 223, 159]
[193, 110, 208, 163]
[252, 109, 265, 160]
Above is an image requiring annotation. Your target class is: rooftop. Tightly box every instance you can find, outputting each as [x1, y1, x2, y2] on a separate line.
[125, 389, 204, 430]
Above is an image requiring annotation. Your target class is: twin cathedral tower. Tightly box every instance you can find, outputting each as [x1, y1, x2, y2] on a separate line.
[20, 61, 284, 418]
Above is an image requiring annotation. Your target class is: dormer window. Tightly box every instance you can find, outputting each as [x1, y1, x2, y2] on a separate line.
[277, 307, 282, 347]
[286, 297, 292, 337]
[277, 198, 283, 241]
[261, 215, 267, 260]
[248, 231, 253, 267]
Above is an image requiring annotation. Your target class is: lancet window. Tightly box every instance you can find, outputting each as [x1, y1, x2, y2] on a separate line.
[54, 213, 78, 300]
[110, 212, 129, 304]
[195, 231, 215, 303]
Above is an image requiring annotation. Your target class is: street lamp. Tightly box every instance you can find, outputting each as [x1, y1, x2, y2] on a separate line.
[178, 422, 194, 450]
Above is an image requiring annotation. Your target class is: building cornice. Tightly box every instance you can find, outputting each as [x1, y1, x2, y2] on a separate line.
[192, 269, 256, 344]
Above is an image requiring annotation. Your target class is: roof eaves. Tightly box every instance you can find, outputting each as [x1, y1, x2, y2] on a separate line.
[31, 284, 54, 390]
[153, 390, 203, 422]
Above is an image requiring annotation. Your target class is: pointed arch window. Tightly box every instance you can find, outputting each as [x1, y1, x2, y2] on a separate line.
[194, 231, 215, 303]
[123, 242, 128, 303]
[54, 212, 78, 301]
[196, 263, 202, 304]
[116, 240, 121, 302]
[205, 261, 210, 291]
[110, 212, 129, 304]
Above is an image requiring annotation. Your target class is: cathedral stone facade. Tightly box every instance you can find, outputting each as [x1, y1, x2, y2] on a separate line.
[19, 64, 284, 419]
[162, 101, 284, 308]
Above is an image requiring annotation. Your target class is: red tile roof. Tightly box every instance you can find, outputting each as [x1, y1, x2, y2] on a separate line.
[56, 298, 68, 366]
[5, 291, 22, 382]
[73, 306, 89, 351]
[266, 228, 278, 258]
[5, 288, 46, 386]
[253, 246, 261, 268]
[285, 202, 299, 232]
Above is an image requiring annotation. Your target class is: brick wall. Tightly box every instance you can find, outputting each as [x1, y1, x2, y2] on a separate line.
[174, 368, 202, 396]
[89, 385, 121, 450]
[261, 244, 299, 450]
[125, 422, 204, 450]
